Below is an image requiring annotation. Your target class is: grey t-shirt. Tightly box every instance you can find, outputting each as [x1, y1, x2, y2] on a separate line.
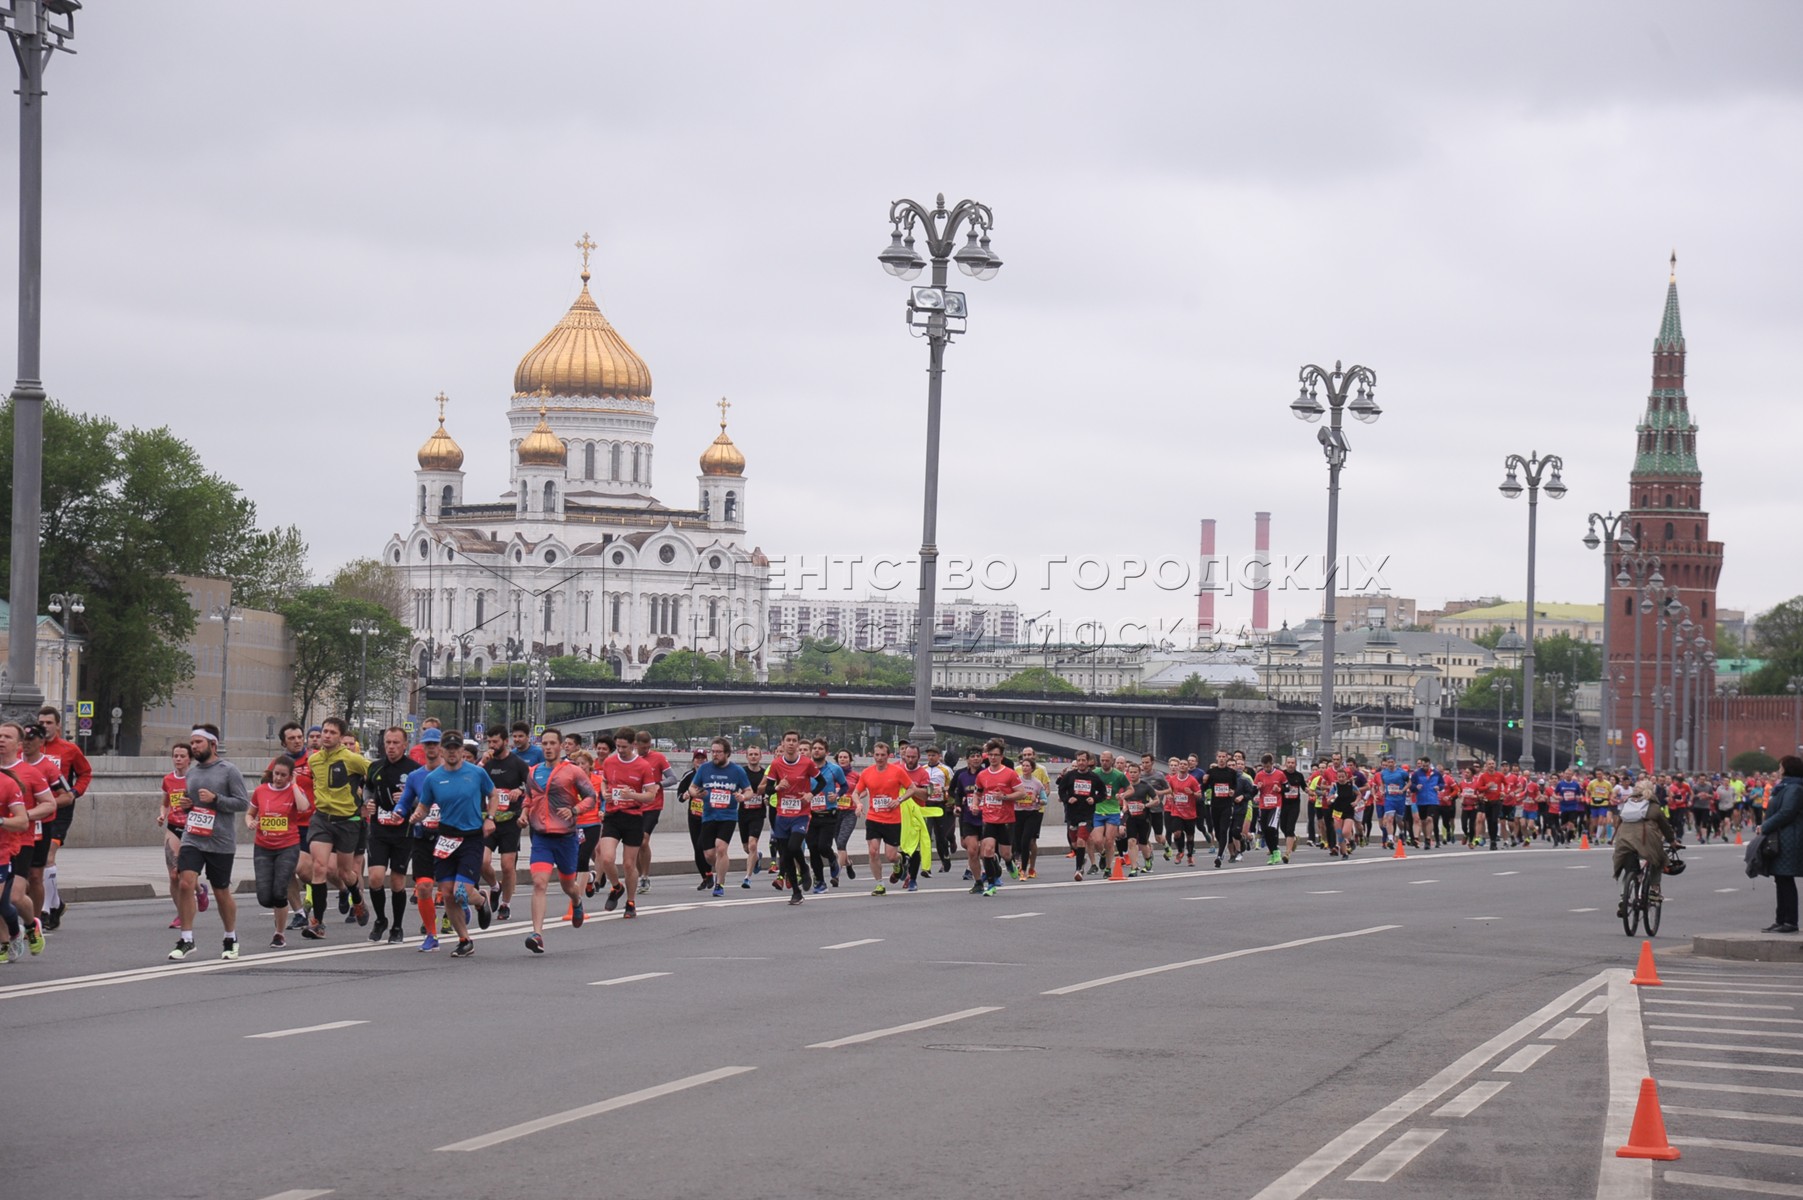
[178, 756, 251, 855]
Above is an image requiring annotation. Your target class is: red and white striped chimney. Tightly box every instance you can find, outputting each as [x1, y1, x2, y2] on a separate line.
[1252, 510, 1271, 635]
[1198, 518, 1216, 635]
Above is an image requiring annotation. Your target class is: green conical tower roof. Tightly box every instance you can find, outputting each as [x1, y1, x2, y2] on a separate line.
[1655, 251, 1684, 350]
[1633, 252, 1698, 478]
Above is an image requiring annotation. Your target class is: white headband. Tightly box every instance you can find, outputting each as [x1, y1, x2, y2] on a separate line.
[190, 728, 218, 744]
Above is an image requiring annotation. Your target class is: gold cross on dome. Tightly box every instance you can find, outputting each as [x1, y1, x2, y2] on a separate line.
[536, 385, 552, 418]
[435, 391, 448, 423]
[717, 396, 731, 429]
[576, 231, 596, 278]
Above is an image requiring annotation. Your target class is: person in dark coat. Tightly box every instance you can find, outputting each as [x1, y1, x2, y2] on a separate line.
[1757, 755, 1803, 933]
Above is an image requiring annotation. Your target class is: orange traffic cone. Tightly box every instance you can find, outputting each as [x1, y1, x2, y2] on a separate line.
[1108, 854, 1126, 882]
[1580, 832, 1591, 850]
[1630, 940, 1663, 987]
[1735, 828, 1744, 846]
[1615, 1077, 1681, 1160]
[1393, 839, 1407, 859]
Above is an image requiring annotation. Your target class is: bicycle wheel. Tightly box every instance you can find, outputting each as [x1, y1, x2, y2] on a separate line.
[1621, 866, 1640, 936]
[1642, 864, 1662, 937]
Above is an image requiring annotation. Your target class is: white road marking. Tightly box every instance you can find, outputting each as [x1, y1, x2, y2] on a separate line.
[246, 1020, 368, 1040]
[806, 1006, 1002, 1049]
[1571, 907, 1600, 913]
[1182, 895, 1224, 900]
[1306, 890, 1343, 894]
[1250, 969, 1613, 1200]
[1542, 1016, 1591, 1040]
[1045, 925, 1399, 996]
[1651, 994, 1803, 1001]
[1495, 870, 1520, 876]
[1567, 865, 1591, 869]
[928, 960, 1023, 966]
[1655, 1041, 1803, 1059]
[821, 938, 882, 950]
[1647, 1014, 1803, 1025]
[994, 912, 1041, 920]
[1664, 1079, 1803, 1100]
[1655, 979, 1803, 993]
[1346, 1129, 1446, 1182]
[1657, 1060, 1803, 1076]
[1666, 1107, 1803, 1127]
[1597, 969, 1651, 1200]
[677, 956, 770, 961]
[255, 1192, 335, 1200]
[1496, 1043, 1555, 1073]
[1663, 971, 1803, 983]
[1670, 1136, 1803, 1159]
[1408, 879, 1439, 885]
[1716, 887, 1740, 893]
[1661, 1170, 1803, 1197]
[1661, 986, 1803, 998]
[1651, 1025, 1803, 1039]
[1432, 1080, 1510, 1117]
[1579, 996, 1611, 1014]
[1464, 916, 1503, 921]
[436, 1067, 754, 1151]
[588, 972, 671, 987]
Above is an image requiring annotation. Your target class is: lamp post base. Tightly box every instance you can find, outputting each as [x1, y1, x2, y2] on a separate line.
[907, 722, 937, 749]
[0, 681, 45, 723]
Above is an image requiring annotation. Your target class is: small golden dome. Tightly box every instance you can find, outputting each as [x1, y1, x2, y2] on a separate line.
[417, 391, 464, 471]
[513, 235, 653, 400]
[517, 397, 567, 468]
[699, 397, 746, 477]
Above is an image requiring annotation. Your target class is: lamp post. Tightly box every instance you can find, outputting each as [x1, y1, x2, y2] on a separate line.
[1496, 678, 1513, 763]
[1789, 677, 1802, 754]
[876, 192, 1002, 747]
[0, 0, 78, 719]
[1288, 360, 1381, 759]
[44, 589, 81, 715]
[1499, 451, 1567, 769]
[453, 632, 474, 732]
[208, 601, 243, 746]
[1667, 607, 1691, 769]
[1721, 684, 1738, 772]
[1584, 512, 1635, 767]
[1647, 588, 1679, 769]
[349, 618, 377, 740]
[1619, 553, 1662, 753]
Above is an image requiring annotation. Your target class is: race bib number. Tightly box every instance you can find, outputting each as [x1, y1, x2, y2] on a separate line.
[1073, 780, 1092, 797]
[186, 809, 216, 837]
[494, 791, 513, 811]
[611, 787, 626, 803]
[433, 834, 461, 859]
[981, 794, 1008, 821]
[1285, 787, 1301, 800]
[1125, 799, 1145, 816]
[870, 794, 896, 812]
[708, 786, 733, 809]
[809, 794, 830, 813]
[424, 803, 441, 831]
[930, 783, 945, 801]
[778, 795, 805, 817]
[1386, 785, 1403, 795]
[259, 813, 288, 835]
[377, 808, 405, 826]
[1213, 784, 1231, 798]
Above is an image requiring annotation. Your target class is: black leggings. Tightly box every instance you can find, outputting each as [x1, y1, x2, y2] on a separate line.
[1015, 811, 1044, 869]
[929, 812, 957, 867]
[1777, 875, 1798, 928]
[1168, 816, 1195, 857]
[776, 827, 806, 894]
[578, 825, 601, 874]
[1209, 798, 1235, 857]
[805, 818, 838, 885]
[688, 812, 710, 877]
[0, 865, 19, 938]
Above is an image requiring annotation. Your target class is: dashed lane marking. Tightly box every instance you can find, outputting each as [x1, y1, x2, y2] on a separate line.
[994, 912, 1042, 920]
[436, 1067, 755, 1151]
[1431, 1080, 1509, 1118]
[1542, 1017, 1590, 1040]
[1495, 1044, 1555, 1073]
[1346, 1129, 1446, 1182]
[589, 972, 671, 986]
[807, 1006, 1002, 1050]
[821, 938, 883, 950]
[1665, 1107, 1803, 1128]
[1669, 1136, 1803, 1159]
[1661, 1171, 1803, 1197]
[1647, 999, 1798, 1012]
[246, 1020, 368, 1040]
[1043, 926, 1399, 996]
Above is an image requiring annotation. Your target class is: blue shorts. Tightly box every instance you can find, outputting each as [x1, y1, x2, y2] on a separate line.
[529, 831, 580, 879]
[1093, 812, 1122, 828]
[772, 814, 810, 838]
[1384, 799, 1407, 816]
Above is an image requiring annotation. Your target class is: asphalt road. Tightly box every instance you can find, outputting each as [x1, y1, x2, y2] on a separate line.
[9, 839, 1799, 1200]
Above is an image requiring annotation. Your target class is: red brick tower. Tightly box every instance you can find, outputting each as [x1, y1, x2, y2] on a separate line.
[1604, 255, 1725, 755]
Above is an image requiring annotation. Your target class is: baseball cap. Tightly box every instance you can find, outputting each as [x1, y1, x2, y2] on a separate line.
[417, 729, 443, 744]
[439, 732, 464, 751]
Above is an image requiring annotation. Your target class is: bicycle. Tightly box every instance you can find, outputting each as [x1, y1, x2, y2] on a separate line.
[1619, 842, 1683, 937]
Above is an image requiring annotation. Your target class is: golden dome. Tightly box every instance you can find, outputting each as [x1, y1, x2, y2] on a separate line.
[699, 397, 746, 477]
[417, 391, 464, 471]
[513, 235, 653, 400]
[517, 398, 567, 468]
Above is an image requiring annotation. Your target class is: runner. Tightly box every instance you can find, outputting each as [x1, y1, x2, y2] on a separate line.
[688, 737, 751, 899]
[168, 726, 249, 960]
[158, 741, 200, 928]
[764, 730, 819, 906]
[1117, 760, 1159, 875]
[275, 722, 315, 926]
[363, 726, 417, 942]
[418, 731, 495, 956]
[897, 743, 934, 888]
[1253, 754, 1287, 864]
[510, 720, 546, 769]
[522, 727, 597, 952]
[479, 728, 530, 921]
[247, 756, 311, 948]
[1587, 768, 1617, 846]
[1058, 751, 1101, 880]
[1375, 755, 1410, 851]
[576, 734, 613, 897]
[596, 727, 660, 918]
[1280, 755, 1308, 862]
[1093, 752, 1128, 874]
[15, 722, 68, 929]
[301, 717, 369, 939]
[969, 740, 1024, 897]
[0, 760, 29, 964]
[1410, 757, 1444, 851]
[1164, 756, 1200, 865]
[836, 748, 865, 880]
[1474, 758, 1508, 850]
[1013, 751, 1048, 879]
[395, 729, 445, 950]
[737, 744, 768, 889]
[0, 723, 54, 957]
[35, 706, 90, 931]
[855, 740, 916, 895]
[631, 730, 672, 896]
[1200, 751, 1240, 869]
[805, 738, 848, 892]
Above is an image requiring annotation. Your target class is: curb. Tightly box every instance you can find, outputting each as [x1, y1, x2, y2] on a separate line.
[1691, 931, 1803, 963]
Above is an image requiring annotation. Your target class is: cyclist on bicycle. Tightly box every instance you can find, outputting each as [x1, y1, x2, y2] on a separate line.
[1614, 774, 1678, 915]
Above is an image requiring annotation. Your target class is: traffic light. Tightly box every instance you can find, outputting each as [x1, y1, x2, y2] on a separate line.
[1506, 719, 1518, 729]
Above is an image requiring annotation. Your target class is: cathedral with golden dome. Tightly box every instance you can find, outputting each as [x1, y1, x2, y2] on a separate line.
[383, 235, 769, 683]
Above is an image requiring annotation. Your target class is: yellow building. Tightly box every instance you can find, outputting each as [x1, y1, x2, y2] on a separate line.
[1430, 601, 1605, 646]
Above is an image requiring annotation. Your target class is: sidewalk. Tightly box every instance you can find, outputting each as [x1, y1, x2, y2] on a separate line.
[53, 830, 1082, 904]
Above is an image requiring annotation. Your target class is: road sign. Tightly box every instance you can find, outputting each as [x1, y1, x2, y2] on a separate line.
[473, 723, 485, 738]
[402, 720, 416, 733]
[78, 717, 92, 731]
[533, 724, 545, 736]
[77, 700, 93, 718]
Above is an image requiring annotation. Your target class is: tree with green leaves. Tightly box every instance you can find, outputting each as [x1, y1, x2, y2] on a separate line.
[547, 654, 616, 683]
[644, 649, 747, 684]
[279, 574, 411, 728]
[1740, 597, 1803, 695]
[0, 399, 300, 750]
[1173, 673, 1216, 700]
[772, 637, 913, 688]
[991, 666, 1081, 695]
[1469, 626, 1508, 650]
[1731, 749, 1779, 774]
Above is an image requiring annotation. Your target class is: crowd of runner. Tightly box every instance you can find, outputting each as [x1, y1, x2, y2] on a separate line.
[0, 712, 1776, 964]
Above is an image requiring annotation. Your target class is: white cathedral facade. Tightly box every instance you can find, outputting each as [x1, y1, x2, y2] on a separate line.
[383, 239, 769, 684]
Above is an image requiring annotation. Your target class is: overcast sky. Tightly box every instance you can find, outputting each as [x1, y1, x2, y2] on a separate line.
[5, 1, 1800, 642]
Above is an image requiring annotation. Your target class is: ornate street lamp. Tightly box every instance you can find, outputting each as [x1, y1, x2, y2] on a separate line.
[1500, 452, 1566, 768]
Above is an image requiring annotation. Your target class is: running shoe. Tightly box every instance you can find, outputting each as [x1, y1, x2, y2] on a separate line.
[0, 940, 9, 964]
[1073, 871, 1083, 882]
[287, 911, 308, 930]
[830, 872, 840, 888]
[270, 933, 287, 949]
[982, 884, 997, 898]
[9, 935, 24, 961]
[872, 884, 887, 896]
[605, 883, 625, 911]
[418, 934, 440, 952]
[353, 902, 369, 927]
[811, 884, 826, 895]
[301, 921, 325, 941]
[622, 902, 637, 919]
[369, 917, 388, 943]
[888, 870, 902, 885]
[788, 892, 803, 906]
[196, 884, 210, 913]
[496, 903, 511, 922]
[1008, 865, 1020, 880]
[388, 925, 404, 944]
[452, 939, 476, 958]
[525, 933, 545, 954]
[571, 902, 585, 928]
[167, 938, 195, 960]
[1229, 853, 1242, 863]
[963, 869, 974, 881]
[1213, 855, 1223, 869]
[845, 863, 856, 880]
[905, 880, 918, 892]
[585, 872, 597, 898]
[338, 891, 350, 915]
[712, 885, 724, 898]
[639, 878, 650, 892]
[440, 913, 453, 934]
[1026, 869, 1037, 879]
[772, 877, 786, 890]
[476, 903, 492, 931]
[969, 878, 984, 895]
[220, 938, 239, 961]
[167, 916, 181, 929]
[740, 878, 752, 889]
